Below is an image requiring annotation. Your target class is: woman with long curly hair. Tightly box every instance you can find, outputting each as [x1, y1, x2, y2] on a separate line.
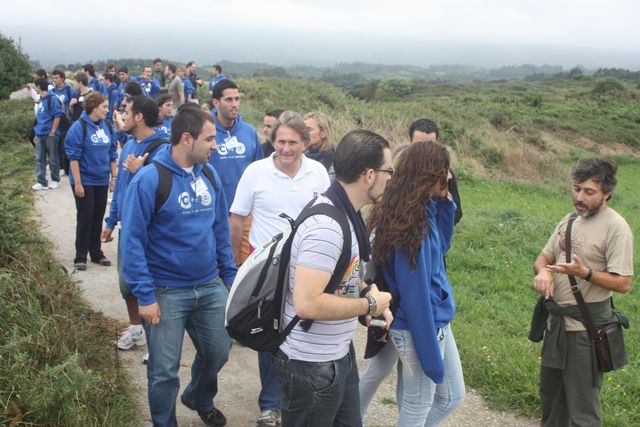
[366, 140, 465, 426]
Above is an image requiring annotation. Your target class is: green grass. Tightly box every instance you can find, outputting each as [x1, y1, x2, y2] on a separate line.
[449, 163, 640, 425]
[0, 99, 138, 426]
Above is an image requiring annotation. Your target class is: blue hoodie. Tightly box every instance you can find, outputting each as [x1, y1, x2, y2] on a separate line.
[209, 74, 226, 93]
[105, 83, 120, 121]
[135, 76, 161, 99]
[155, 116, 172, 139]
[50, 84, 74, 112]
[208, 112, 263, 207]
[384, 197, 456, 384]
[64, 112, 117, 186]
[182, 77, 195, 102]
[121, 146, 237, 305]
[34, 93, 64, 136]
[104, 131, 170, 229]
[89, 76, 108, 95]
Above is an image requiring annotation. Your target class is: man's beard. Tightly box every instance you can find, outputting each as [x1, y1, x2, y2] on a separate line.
[574, 199, 604, 218]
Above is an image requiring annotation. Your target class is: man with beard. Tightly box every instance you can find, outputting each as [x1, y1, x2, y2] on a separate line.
[531, 157, 633, 426]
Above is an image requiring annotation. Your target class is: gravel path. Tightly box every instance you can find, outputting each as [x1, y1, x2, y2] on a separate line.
[34, 174, 539, 426]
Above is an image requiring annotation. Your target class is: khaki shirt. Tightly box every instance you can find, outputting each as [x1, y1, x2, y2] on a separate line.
[543, 207, 634, 331]
[166, 75, 184, 110]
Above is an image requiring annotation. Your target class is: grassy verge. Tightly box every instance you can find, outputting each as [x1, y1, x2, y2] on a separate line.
[0, 99, 138, 426]
[449, 163, 639, 426]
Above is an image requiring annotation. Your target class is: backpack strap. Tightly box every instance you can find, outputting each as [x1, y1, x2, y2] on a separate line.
[201, 164, 218, 191]
[153, 161, 173, 213]
[80, 119, 88, 140]
[152, 161, 218, 212]
[278, 200, 352, 337]
[81, 119, 112, 141]
[142, 139, 170, 165]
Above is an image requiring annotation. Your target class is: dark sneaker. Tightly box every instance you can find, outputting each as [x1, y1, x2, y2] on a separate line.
[74, 261, 87, 271]
[181, 394, 226, 426]
[91, 256, 111, 267]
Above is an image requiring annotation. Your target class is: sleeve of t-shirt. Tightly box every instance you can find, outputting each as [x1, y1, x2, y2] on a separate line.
[229, 164, 255, 216]
[294, 216, 343, 274]
[605, 227, 634, 276]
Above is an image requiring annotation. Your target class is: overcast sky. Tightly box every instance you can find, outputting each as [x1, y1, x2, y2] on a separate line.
[2, 0, 639, 69]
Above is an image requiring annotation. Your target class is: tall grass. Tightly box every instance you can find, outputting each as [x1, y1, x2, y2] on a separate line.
[0, 99, 138, 426]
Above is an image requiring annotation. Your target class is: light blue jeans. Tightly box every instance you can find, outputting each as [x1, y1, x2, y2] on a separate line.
[359, 340, 399, 423]
[34, 135, 59, 186]
[143, 279, 231, 427]
[388, 324, 465, 426]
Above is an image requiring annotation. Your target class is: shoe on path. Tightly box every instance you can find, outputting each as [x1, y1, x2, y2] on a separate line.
[74, 261, 87, 271]
[91, 256, 111, 267]
[257, 410, 281, 426]
[48, 181, 59, 189]
[32, 183, 49, 191]
[181, 394, 227, 426]
[116, 325, 146, 350]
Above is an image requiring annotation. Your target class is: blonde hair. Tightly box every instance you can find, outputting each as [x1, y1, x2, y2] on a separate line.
[304, 111, 333, 152]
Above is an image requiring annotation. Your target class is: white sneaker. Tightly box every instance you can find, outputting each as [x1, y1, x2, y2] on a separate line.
[59, 169, 65, 177]
[48, 181, 59, 189]
[142, 352, 149, 364]
[257, 410, 281, 426]
[32, 183, 49, 191]
[116, 325, 146, 350]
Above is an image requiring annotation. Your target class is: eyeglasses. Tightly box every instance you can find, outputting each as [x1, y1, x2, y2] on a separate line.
[374, 167, 395, 176]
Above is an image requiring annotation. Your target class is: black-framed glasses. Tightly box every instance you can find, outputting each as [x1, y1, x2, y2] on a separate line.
[375, 167, 395, 176]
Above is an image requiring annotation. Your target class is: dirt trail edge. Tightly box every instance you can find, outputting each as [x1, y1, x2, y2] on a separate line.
[34, 174, 538, 427]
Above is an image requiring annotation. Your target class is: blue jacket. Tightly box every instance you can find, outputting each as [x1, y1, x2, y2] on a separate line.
[209, 74, 226, 92]
[64, 113, 117, 186]
[50, 84, 74, 112]
[104, 131, 170, 229]
[34, 93, 64, 136]
[182, 77, 195, 102]
[384, 197, 456, 384]
[121, 146, 237, 305]
[105, 83, 120, 121]
[135, 76, 161, 99]
[89, 76, 107, 95]
[154, 116, 172, 139]
[208, 112, 263, 207]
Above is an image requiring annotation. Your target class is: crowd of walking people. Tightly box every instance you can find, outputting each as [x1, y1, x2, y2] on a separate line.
[27, 60, 633, 427]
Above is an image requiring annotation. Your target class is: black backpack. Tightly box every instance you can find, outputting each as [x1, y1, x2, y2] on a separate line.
[152, 161, 217, 212]
[225, 198, 352, 352]
[46, 95, 72, 133]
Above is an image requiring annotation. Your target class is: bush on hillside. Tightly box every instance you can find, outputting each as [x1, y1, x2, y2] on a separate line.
[591, 78, 627, 98]
[0, 33, 31, 100]
[377, 77, 412, 97]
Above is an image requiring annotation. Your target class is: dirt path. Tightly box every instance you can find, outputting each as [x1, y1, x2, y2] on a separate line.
[34, 174, 538, 426]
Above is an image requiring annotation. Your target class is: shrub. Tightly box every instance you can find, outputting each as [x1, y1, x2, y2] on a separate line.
[377, 77, 412, 97]
[0, 33, 31, 100]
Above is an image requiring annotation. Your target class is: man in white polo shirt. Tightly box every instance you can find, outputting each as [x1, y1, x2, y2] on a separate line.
[229, 111, 330, 427]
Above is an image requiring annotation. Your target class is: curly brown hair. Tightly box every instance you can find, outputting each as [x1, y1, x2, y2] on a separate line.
[368, 141, 450, 269]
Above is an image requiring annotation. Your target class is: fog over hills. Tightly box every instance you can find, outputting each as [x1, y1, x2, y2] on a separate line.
[3, 0, 639, 70]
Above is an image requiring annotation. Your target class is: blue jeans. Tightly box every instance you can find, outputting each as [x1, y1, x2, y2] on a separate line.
[272, 344, 361, 427]
[144, 279, 231, 427]
[258, 351, 281, 411]
[34, 135, 60, 186]
[389, 324, 465, 426]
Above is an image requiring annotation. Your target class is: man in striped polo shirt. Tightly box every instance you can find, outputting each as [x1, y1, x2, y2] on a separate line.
[272, 130, 394, 426]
